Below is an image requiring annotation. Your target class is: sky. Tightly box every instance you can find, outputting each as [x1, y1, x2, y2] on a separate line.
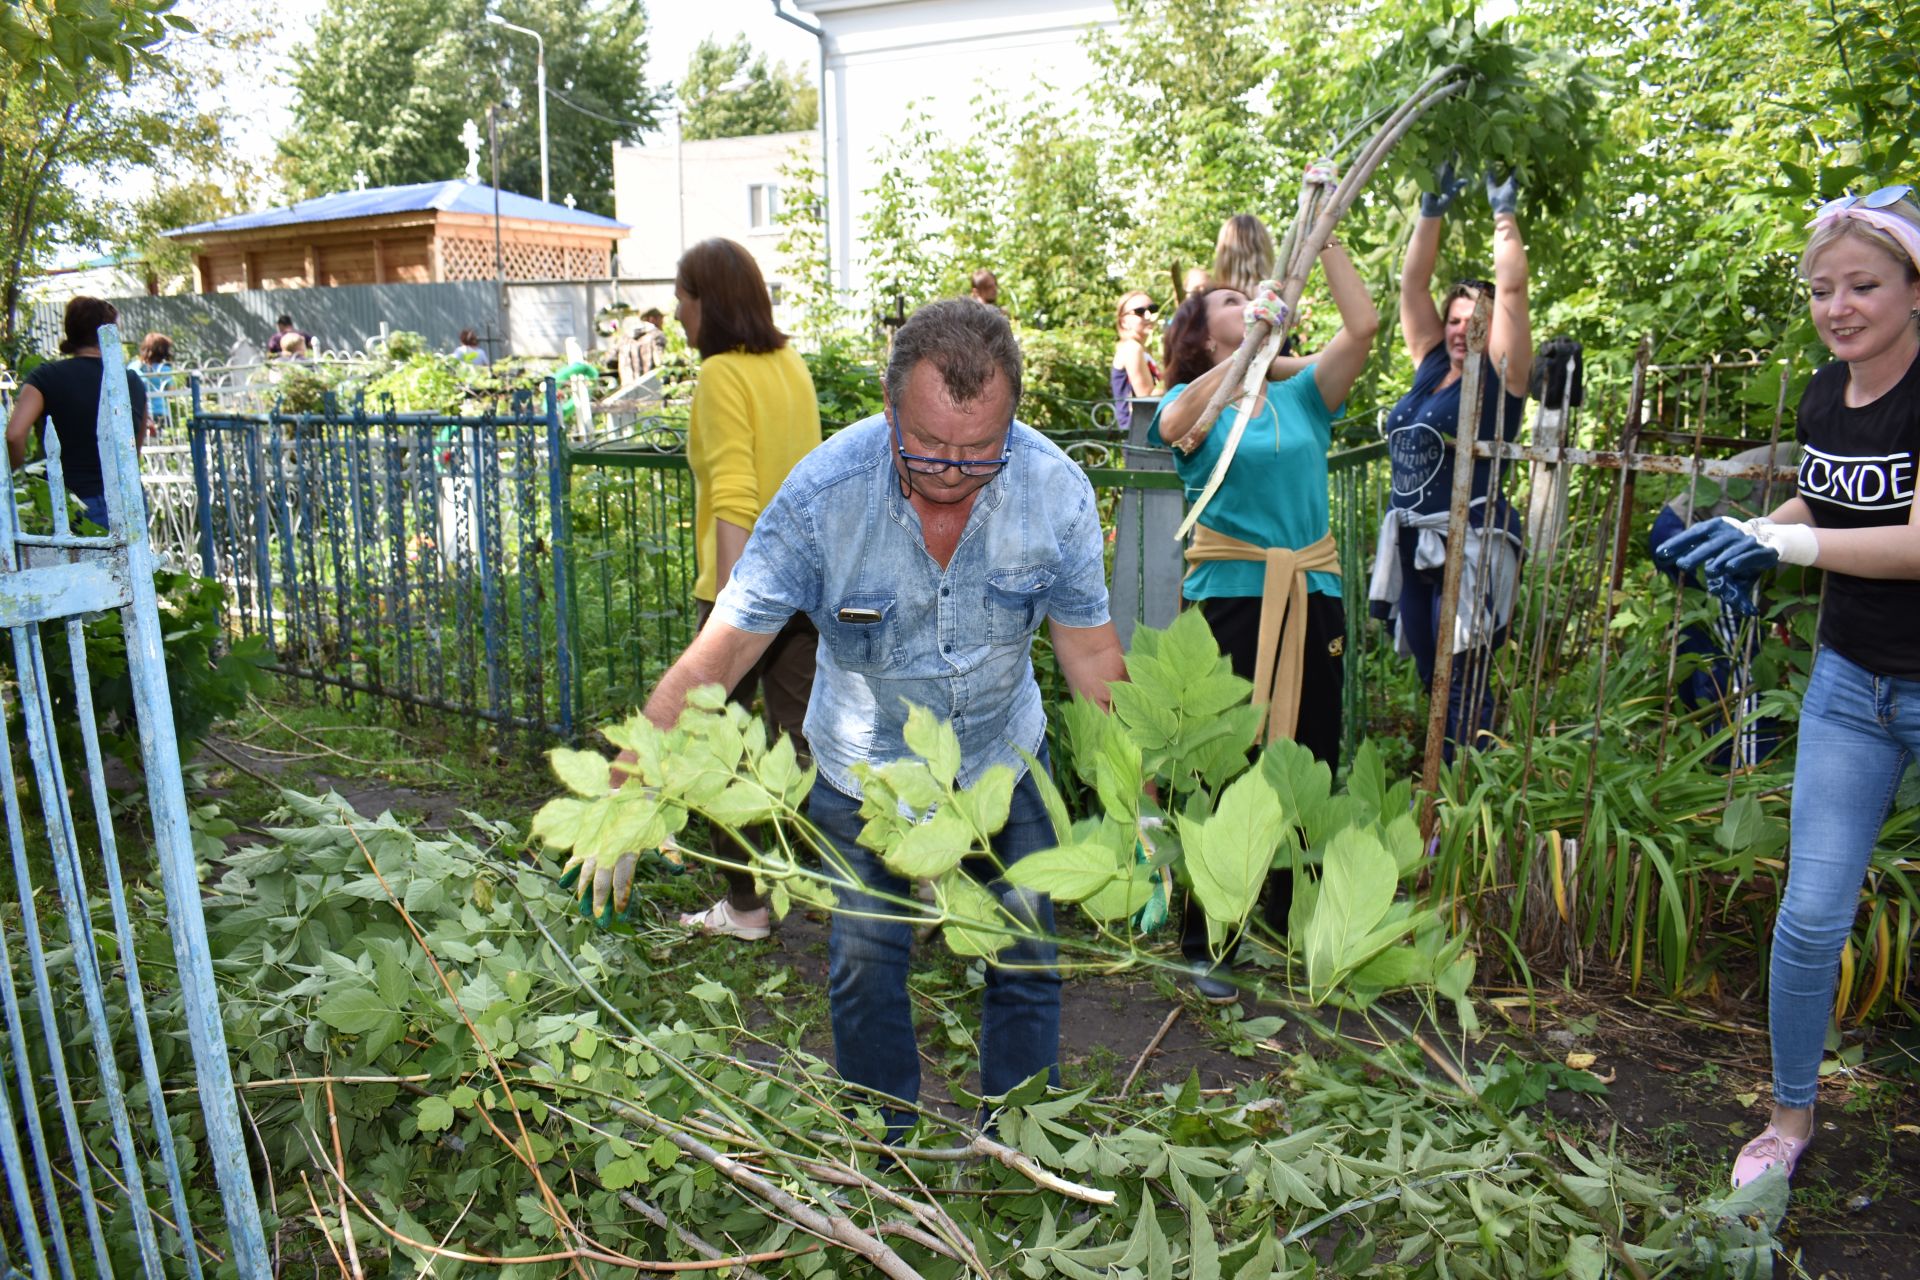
[204, 0, 818, 181]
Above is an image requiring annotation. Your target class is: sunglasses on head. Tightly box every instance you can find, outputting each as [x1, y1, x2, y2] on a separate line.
[1814, 184, 1915, 219]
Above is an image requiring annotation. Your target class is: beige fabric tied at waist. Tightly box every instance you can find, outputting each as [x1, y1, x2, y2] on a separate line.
[1184, 526, 1340, 745]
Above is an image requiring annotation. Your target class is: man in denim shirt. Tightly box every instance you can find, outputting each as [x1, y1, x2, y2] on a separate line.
[622, 299, 1128, 1131]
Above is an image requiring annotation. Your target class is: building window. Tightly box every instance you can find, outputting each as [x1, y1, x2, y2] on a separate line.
[749, 183, 781, 229]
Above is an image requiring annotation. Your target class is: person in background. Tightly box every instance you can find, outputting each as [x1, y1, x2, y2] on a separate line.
[278, 333, 311, 360]
[1213, 214, 1276, 298]
[1183, 266, 1211, 299]
[674, 237, 825, 940]
[970, 269, 1001, 309]
[135, 331, 174, 438]
[5, 296, 147, 529]
[455, 328, 490, 366]
[637, 308, 668, 374]
[267, 314, 313, 356]
[1654, 183, 1920, 1191]
[1110, 291, 1160, 436]
[1367, 162, 1532, 761]
[1149, 205, 1378, 1000]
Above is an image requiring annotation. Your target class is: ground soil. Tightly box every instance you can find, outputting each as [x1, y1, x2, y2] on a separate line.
[202, 734, 1920, 1280]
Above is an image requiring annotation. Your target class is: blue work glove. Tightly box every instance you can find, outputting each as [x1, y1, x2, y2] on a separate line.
[1702, 565, 1767, 616]
[1652, 516, 1756, 573]
[1421, 159, 1469, 217]
[1486, 169, 1520, 216]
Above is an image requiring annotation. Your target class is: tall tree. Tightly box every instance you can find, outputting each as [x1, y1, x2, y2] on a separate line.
[677, 34, 816, 141]
[278, 0, 659, 215]
[0, 0, 250, 357]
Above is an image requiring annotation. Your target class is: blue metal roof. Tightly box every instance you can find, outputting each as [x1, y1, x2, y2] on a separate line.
[168, 181, 628, 236]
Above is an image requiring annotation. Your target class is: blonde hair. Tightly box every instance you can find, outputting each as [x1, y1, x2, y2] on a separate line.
[1212, 214, 1274, 297]
[1799, 196, 1920, 281]
[1115, 291, 1151, 333]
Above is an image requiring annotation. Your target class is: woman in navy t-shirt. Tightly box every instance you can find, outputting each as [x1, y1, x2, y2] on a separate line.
[1660, 186, 1920, 1192]
[4, 295, 146, 529]
[1379, 164, 1533, 757]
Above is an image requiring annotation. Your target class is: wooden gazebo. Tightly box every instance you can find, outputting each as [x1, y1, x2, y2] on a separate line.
[167, 181, 629, 293]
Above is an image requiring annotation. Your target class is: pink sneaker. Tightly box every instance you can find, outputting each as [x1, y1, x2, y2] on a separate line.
[1731, 1124, 1810, 1188]
[678, 899, 772, 941]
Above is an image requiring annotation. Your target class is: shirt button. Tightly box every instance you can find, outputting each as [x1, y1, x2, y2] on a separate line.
[943, 643, 952, 652]
[941, 587, 950, 596]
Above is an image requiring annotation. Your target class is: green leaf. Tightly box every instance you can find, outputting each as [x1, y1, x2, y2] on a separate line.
[416, 1096, 455, 1133]
[315, 986, 393, 1034]
[549, 747, 612, 798]
[903, 702, 962, 785]
[884, 808, 974, 880]
[529, 797, 591, 851]
[1181, 770, 1287, 928]
[936, 874, 1012, 956]
[1301, 826, 1400, 999]
[1003, 843, 1122, 902]
[953, 765, 1015, 838]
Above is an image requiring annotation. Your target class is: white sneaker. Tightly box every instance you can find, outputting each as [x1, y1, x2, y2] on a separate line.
[678, 899, 772, 941]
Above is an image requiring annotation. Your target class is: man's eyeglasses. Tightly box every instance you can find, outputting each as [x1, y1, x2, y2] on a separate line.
[889, 409, 1013, 477]
[1814, 184, 1915, 219]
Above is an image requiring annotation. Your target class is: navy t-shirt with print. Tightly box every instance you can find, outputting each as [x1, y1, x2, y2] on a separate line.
[1384, 344, 1527, 515]
[1796, 351, 1920, 679]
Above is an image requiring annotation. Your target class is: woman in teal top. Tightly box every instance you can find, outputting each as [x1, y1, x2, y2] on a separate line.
[1147, 239, 1377, 997]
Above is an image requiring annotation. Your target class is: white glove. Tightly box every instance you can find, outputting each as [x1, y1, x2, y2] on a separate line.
[1734, 516, 1821, 567]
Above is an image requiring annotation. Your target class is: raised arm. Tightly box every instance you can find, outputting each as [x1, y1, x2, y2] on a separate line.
[1486, 171, 1533, 399]
[1306, 242, 1380, 412]
[1400, 164, 1463, 364]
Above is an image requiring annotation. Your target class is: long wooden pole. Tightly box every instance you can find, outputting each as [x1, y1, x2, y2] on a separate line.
[1419, 290, 1494, 838]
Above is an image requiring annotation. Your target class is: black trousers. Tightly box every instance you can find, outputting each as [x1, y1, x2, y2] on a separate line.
[1182, 592, 1345, 958]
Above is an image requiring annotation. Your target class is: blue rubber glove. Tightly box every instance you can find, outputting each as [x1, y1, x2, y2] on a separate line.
[1702, 566, 1766, 616]
[1421, 160, 1468, 217]
[1652, 517, 1753, 573]
[1486, 169, 1520, 216]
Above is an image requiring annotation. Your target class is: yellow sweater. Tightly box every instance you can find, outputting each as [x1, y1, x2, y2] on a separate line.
[687, 345, 822, 602]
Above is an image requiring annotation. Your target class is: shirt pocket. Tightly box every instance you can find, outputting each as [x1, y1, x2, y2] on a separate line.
[823, 591, 902, 672]
[983, 566, 1057, 645]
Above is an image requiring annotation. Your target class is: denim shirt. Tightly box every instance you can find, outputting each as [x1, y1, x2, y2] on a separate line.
[710, 414, 1110, 798]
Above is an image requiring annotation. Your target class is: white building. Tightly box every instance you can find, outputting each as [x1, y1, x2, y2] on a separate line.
[785, 0, 1118, 297]
[612, 130, 813, 320]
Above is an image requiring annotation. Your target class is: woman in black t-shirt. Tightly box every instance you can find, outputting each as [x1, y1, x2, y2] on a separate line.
[5, 295, 146, 529]
[1659, 187, 1920, 1191]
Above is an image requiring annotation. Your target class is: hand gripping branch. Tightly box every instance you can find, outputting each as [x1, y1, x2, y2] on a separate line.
[1175, 64, 1468, 539]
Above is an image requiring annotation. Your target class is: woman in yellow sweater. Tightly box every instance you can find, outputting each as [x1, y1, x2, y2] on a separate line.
[676, 237, 823, 938]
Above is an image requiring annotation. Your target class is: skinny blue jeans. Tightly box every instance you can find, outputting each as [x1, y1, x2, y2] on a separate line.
[1772, 645, 1920, 1108]
[811, 760, 1061, 1136]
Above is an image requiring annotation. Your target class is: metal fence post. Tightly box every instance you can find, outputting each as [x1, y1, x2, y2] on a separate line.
[188, 375, 218, 582]
[546, 378, 575, 737]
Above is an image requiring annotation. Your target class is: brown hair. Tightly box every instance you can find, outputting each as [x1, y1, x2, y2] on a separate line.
[1439, 278, 1495, 321]
[884, 299, 1023, 410]
[1162, 287, 1230, 389]
[675, 238, 786, 360]
[60, 296, 118, 355]
[138, 331, 172, 363]
[459, 328, 480, 347]
[1212, 214, 1273, 297]
[1800, 197, 1920, 281]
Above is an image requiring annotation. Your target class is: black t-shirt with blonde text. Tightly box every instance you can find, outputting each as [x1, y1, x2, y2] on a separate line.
[1796, 350, 1920, 679]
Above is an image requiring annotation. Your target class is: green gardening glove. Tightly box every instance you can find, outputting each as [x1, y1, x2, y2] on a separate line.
[556, 832, 683, 928]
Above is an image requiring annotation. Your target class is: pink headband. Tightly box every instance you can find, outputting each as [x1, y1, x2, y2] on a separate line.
[1808, 205, 1920, 273]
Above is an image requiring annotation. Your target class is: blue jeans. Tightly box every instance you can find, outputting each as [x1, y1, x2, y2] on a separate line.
[76, 491, 110, 530]
[1771, 646, 1920, 1107]
[811, 759, 1061, 1134]
[1396, 531, 1506, 761]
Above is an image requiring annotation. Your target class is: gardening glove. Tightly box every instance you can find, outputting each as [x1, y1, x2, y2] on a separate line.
[1421, 159, 1469, 217]
[1486, 169, 1521, 217]
[1304, 158, 1339, 188]
[1652, 515, 1753, 573]
[1244, 281, 1290, 331]
[1130, 816, 1171, 935]
[557, 831, 683, 927]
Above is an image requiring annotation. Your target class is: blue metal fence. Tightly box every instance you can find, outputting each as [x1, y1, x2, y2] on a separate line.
[189, 382, 574, 735]
[0, 326, 268, 1277]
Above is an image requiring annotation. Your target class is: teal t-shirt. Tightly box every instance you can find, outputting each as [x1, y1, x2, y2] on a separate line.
[1147, 369, 1340, 600]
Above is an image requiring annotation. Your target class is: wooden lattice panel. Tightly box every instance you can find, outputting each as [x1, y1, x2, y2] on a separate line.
[440, 237, 498, 281]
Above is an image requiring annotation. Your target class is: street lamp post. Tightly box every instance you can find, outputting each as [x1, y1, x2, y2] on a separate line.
[486, 13, 549, 205]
